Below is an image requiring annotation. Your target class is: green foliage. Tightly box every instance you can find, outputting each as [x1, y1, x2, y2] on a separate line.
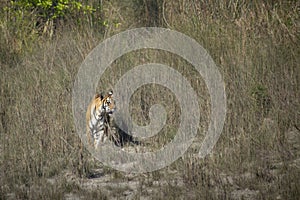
[7, 0, 95, 20]
[0, 0, 103, 55]
[1, 0, 101, 41]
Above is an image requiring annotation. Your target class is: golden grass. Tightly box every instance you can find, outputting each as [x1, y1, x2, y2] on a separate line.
[0, 0, 299, 199]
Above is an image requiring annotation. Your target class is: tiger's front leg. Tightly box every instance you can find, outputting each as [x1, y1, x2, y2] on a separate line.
[92, 130, 100, 149]
[93, 125, 106, 149]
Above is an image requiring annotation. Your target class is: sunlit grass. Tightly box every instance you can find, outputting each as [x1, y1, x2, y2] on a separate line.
[0, 0, 299, 199]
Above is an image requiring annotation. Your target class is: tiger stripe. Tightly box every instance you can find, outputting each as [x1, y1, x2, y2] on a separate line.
[86, 91, 115, 149]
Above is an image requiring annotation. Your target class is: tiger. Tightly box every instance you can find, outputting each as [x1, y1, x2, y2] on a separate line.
[86, 91, 116, 149]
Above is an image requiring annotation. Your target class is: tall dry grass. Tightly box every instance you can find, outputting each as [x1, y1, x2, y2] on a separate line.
[1, 0, 299, 199]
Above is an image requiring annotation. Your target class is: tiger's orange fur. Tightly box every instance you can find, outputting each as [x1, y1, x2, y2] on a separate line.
[86, 91, 115, 149]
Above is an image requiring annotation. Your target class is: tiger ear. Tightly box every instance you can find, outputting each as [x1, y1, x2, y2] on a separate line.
[95, 93, 104, 100]
[108, 90, 113, 96]
[100, 93, 104, 100]
[95, 93, 103, 100]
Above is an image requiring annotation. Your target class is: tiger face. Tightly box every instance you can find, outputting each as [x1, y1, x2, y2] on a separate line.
[102, 91, 115, 115]
[86, 91, 116, 148]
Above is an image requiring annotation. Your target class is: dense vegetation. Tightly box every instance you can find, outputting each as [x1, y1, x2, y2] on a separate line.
[0, 0, 299, 199]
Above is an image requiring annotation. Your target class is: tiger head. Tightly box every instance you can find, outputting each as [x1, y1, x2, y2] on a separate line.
[101, 90, 116, 115]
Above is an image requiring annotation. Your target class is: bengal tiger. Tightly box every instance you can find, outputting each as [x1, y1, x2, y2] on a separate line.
[86, 91, 116, 149]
